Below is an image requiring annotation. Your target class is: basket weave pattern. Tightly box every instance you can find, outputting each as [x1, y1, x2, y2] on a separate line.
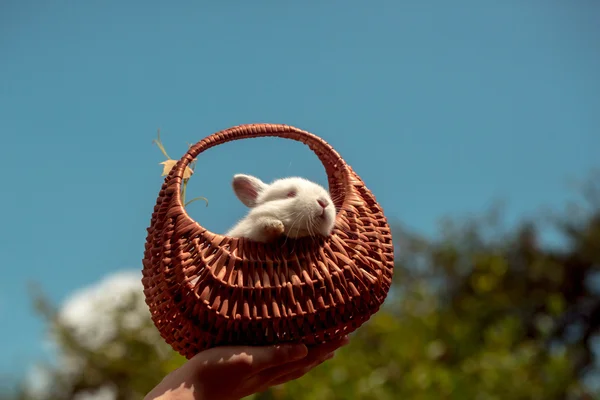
[142, 124, 394, 359]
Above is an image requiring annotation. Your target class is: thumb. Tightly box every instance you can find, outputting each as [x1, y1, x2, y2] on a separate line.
[248, 343, 309, 371]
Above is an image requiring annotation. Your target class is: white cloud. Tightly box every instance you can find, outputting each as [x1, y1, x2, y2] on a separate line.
[73, 385, 117, 400]
[25, 269, 169, 399]
[24, 365, 53, 400]
[58, 270, 149, 350]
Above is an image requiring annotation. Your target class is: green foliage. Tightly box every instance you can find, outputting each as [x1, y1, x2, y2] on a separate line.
[248, 197, 600, 400]
[20, 287, 187, 400]
[5, 180, 600, 400]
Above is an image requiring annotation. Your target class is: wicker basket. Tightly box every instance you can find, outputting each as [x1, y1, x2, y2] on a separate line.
[142, 123, 394, 359]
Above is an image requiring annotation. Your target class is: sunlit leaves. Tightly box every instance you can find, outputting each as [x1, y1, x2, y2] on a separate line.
[159, 159, 194, 179]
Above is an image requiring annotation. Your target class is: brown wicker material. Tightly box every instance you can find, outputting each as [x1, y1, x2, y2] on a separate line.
[142, 123, 394, 359]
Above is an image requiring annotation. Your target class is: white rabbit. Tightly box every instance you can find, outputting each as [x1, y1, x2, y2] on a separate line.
[225, 174, 336, 243]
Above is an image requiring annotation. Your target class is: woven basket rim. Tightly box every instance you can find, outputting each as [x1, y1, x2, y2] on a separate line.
[166, 123, 354, 244]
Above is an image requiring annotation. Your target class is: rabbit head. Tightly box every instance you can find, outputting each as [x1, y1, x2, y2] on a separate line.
[225, 174, 337, 242]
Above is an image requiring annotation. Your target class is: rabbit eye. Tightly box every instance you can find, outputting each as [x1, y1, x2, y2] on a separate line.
[286, 190, 297, 198]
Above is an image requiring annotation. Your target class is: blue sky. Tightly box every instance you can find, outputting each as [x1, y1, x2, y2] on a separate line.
[1, 0, 599, 382]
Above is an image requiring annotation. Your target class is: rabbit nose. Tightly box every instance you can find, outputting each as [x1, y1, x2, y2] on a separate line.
[317, 198, 328, 209]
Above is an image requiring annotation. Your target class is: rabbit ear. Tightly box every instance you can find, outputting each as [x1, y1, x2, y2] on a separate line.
[232, 174, 268, 207]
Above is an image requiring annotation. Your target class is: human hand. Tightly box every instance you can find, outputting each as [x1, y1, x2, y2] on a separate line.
[145, 335, 349, 400]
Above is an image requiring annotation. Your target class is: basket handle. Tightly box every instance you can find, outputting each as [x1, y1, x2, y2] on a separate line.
[170, 124, 351, 211]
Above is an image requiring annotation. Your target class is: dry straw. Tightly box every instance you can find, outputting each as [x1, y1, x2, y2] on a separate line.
[142, 123, 394, 359]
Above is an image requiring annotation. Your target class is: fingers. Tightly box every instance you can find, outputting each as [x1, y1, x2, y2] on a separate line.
[269, 351, 335, 387]
[301, 335, 348, 364]
[248, 335, 348, 372]
[256, 335, 349, 385]
[242, 343, 309, 371]
[188, 342, 308, 376]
